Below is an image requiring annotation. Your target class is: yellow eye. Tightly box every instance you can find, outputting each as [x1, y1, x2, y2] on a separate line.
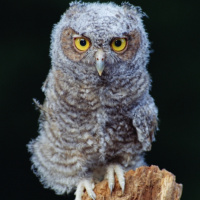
[111, 38, 127, 52]
[74, 37, 90, 52]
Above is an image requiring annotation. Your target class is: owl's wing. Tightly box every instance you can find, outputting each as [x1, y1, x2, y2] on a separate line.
[131, 95, 158, 151]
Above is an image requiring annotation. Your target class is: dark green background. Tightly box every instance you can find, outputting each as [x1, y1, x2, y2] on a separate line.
[1, 0, 200, 199]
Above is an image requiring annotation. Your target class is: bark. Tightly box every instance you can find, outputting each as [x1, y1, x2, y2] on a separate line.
[82, 165, 183, 200]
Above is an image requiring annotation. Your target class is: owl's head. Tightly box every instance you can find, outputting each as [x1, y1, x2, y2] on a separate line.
[50, 2, 150, 78]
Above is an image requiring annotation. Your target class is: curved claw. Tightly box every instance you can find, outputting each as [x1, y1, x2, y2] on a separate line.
[75, 179, 96, 200]
[105, 166, 115, 193]
[105, 164, 125, 194]
[115, 165, 125, 193]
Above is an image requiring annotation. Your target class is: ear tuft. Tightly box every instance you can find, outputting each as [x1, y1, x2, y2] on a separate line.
[66, 1, 87, 17]
[69, 1, 83, 8]
[121, 2, 147, 18]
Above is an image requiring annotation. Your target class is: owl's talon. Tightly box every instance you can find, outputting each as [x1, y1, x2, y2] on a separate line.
[105, 165, 115, 193]
[105, 164, 125, 194]
[120, 180, 125, 194]
[75, 179, 96, 200]
[109, 183, 114, 194]
[89, 191, 96, 200]
[114, 165, 125, 193]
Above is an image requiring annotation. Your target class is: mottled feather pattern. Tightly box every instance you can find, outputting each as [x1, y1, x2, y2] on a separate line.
[28, 1, 158, 198]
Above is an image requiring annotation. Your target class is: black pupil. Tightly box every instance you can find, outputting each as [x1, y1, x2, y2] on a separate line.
[80, 39, 86, 46]
[115, 40, 121, 47]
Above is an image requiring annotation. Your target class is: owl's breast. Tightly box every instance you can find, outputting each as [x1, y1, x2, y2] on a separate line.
[45, 69, 144, 164]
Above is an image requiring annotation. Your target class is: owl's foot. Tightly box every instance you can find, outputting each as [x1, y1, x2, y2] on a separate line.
[75, 179, 96, 200]
[105, 164, 125, 194]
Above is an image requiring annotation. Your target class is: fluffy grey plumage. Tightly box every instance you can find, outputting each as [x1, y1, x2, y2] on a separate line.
[28, 2, 158, 199]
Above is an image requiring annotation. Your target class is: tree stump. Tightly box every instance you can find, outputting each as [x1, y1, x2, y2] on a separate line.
[82, 165, 183, 200]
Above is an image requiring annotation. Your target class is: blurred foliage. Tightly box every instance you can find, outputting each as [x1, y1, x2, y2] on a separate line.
[0, 0, 200, 199]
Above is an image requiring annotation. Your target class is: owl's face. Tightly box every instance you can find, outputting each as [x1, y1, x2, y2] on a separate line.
[61, 27, 140, 76]
[51, 2, 149, 78]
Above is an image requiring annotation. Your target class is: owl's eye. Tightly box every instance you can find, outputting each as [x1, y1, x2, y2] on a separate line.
[74, 37, 90, 52]
[111, 38, 127, 52]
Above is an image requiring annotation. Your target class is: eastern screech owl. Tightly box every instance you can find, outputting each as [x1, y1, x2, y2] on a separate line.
[28, 2, 158, 200]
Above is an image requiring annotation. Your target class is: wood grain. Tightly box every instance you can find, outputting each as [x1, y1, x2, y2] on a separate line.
[82, 165, 183, 200]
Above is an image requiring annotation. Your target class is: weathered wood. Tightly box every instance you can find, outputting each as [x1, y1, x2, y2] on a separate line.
[82, 165, 183, 200]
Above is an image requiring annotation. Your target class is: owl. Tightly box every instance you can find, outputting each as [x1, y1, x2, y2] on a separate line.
[28, 2, 158, 200]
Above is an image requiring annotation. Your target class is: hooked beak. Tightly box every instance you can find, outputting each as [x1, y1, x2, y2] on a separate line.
[95, 49, 105, 76]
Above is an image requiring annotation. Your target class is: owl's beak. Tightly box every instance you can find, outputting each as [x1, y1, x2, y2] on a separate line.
[95, 49, 105, 76]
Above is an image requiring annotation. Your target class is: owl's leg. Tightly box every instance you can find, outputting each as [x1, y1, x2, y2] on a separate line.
[75, 179, 96, 200]
[105, 164, 125, 194]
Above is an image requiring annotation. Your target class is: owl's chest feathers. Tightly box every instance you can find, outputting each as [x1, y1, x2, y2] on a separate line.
[52, 70, 146, 134]
[55, 76, 133, 119]
[50, 74, 141, 156]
